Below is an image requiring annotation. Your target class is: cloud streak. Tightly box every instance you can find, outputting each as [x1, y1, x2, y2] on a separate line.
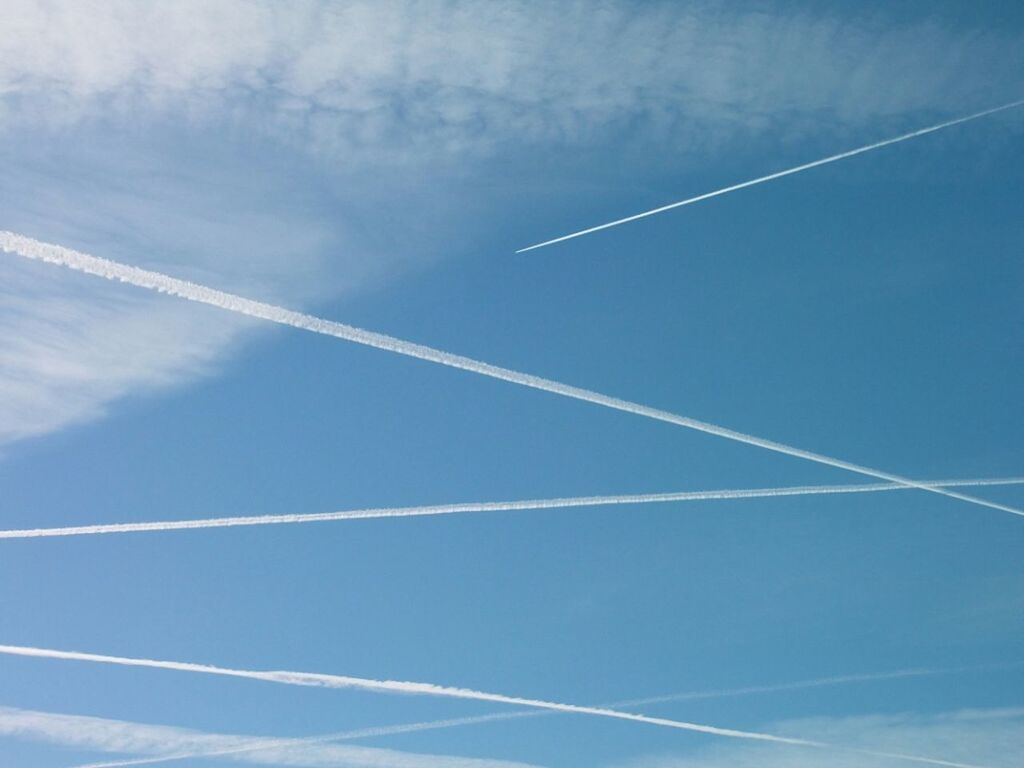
[4, 2, 1024, 163]
[2, 476, 1022, 541]
[0, 706, 540, 768]
[6, 4, 1020, 449]
[2, 231, 1021, 521]
[516, 99, 1024, 252]
[615, 708, 1024, 768]
[72, 713, 531, 768]
[0, 644, 992, 768]
[0, 142, 347, 448]
[0, 258, 251, 446]
[71, 663, 1022, 768]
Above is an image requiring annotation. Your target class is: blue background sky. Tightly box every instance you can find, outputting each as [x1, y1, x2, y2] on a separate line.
[0, 2, 1022, 767]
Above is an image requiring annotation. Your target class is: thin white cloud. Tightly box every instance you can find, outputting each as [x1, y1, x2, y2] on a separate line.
[1, 476, 1022, 540]
[72, 713, 529, 768]
[69, 663, 1023, 768]
[0, 706, 542, 768]
[0, 644, 995, 768]
[3, 2, 1022, 449]
[0, 158, 428, 450]
[2, 2, 1022, 161]
[516, 99, 1024, 252]
[3, 231, 1021, 521]
[614, 708, 1024, 768]
[0, 134, 356, 448]
[0, 258, 252, 446]
[0, 643, 829, 750]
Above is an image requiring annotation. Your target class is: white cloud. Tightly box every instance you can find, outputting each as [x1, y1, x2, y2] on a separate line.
[0, 125, 367, 448]
[0, 141, 350, 447]
[0, 258, 251, 445]
[2, 1, 1022, 162]
[2, 1, 1021, 448]
[0, 705, 543, 768]
[8, 704, 1015, 768]
[615, 707, 1024, 768]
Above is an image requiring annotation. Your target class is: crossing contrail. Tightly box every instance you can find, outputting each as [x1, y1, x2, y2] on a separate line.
[72, 712, 534, 768]
[515, 99, 1024, 252]
[72, 662, 1020, 768]
[3, 476, 1023, 540]
[2, 231, 1020, 520]
[0, 644, 991, 768]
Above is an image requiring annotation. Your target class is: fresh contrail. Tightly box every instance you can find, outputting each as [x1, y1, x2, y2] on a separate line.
[73, 662, 1020, 768]
[0, 644, 990, 768]
[2, 231, 1020, 521]
[3, 476, 1023, 541]
[515, 98, 1024, 252]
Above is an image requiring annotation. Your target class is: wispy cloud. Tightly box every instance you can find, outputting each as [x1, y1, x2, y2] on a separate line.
[68, 663, 1023, 768]
[0, 644, 996, 768]
[0, 258, 251, 446]
[2, 2, 1023, 162]
[72, 713, 531, 768]
[0, 141, 345, 448]
[4, 2, 1022, 449]
[3, 231, 1021, 521]
[516, 99, 1024, 252]
[1, 476, 1022, 540]
[614, 708, 1024, 768]
[0, 706, 542, 768]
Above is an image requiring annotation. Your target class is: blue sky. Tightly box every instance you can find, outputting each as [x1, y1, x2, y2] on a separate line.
[1, 2, 1023, 767]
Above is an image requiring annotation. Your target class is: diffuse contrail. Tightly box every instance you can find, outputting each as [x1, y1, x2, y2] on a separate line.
[515, 98, 1024, 252]
[73, 662, 1021, 768]
[3, 477, 1023, 540]
[1, 231, 1020, 520]
[0, 644, 989, 768]
[72, 712, 533, 768]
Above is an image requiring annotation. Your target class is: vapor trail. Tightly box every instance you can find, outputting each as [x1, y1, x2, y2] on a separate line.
[0, 644, 989, 768]
[2, 231, 1020, 520]
[515, 99, 1024, 252]
[4, 477, 1023, 540]
[74, 662, 1020, 768]
[73, 713, 529, 768]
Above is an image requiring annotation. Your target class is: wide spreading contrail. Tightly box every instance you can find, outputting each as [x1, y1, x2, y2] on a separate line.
[515, 98, 1024, 253]
[73, 662, 1020, 768]
[72, 712, 535, 768]
[73, 713, 533, 768]
[0, 644, 989, 768]
[2, 231, 1020, 521]
[3, 476, 1023, 541]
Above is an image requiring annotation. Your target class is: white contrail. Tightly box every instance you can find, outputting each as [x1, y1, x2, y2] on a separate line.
[3, 476, 1023, 540]
[71, 712, 532, 768]
[72, 713, 531, 768]
[515, 98, 1024, 252]
[0, 644, 989, 768]
[73, 662, 1021, 768]
[613, 661, 1024, 708]
[1, 231, 1020, 521]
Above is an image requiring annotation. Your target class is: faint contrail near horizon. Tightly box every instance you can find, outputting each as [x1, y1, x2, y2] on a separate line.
[2, 231, 1021, 521]
[72, 712, 534, 768]
[3, 476, 1023, 541]
[73, 661, 1022, 768]
[515, 99, 1024, 253]
[0, 644, 990, 768]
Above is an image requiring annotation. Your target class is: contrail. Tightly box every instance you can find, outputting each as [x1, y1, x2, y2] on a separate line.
[72, 662, 1021, 768]
[3, 476, 1023, 540]
[72, 713, 533, 768]
[0, 644, 990, 768]
[2, 231, 1020, 521]
[515, 98, 1024, 253]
